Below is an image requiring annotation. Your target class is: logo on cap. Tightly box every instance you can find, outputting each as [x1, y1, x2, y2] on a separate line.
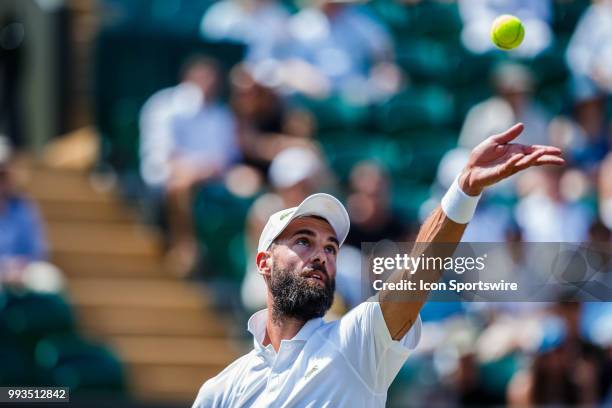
[279, 210, 293, 221]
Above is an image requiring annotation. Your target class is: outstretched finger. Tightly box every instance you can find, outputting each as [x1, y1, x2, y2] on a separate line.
[521, 144, 563, 155]
[515, 148, 552, 168]
[490, 123, 524, 145]
[534, 155, 566, 166]
[516, 153, 565, 171]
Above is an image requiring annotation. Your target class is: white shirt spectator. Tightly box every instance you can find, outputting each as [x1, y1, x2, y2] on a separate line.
[192, 301, 421, 408]
[566, 0, 612, 93]
[458, 0, 553, 57]
[514, 191, 592, 242]
[277, 5, 393, 93]
[462, 203, 512, 243]
[139, 83, 240, 187]
[458, 96, 550, 149]
[201, 0, 290, 63]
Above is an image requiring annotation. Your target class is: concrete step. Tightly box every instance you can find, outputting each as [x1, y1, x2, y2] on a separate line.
[128, 364, 229, 403]
[22, 170, 115, 204]
[37, 198, 136, 223]
[21, 159, 241, 405]
[66, 278, 209, 309]
[108, 336, 242, 367]
[46, 221, 161, 256]
[76, 305, 227, 337]
[116, 336, 246, 402]
[52, 252, 167, 279]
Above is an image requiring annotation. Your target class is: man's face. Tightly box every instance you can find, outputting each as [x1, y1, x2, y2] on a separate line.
[185, 64, 219, 100]
[266, 216, 339, 321]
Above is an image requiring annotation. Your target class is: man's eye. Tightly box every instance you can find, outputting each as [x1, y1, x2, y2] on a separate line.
[325, 246, 337, 255]
[296, 238, 310, 246]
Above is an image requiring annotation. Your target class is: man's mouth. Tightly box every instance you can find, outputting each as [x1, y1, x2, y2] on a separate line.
[302, 270, 327, 284]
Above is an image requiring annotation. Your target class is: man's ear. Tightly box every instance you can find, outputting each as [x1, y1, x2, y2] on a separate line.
[256, 250, 272, 278]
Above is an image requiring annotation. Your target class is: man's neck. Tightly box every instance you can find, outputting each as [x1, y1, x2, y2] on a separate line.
[263, 312, 306, 352]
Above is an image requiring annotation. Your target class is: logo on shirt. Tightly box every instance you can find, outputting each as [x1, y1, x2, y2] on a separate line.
[304, 365, 319, 380]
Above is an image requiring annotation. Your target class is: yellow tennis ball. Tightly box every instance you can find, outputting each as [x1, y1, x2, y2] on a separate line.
[490, 15, 525, 50]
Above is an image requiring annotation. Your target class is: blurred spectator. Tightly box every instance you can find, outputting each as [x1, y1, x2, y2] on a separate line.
[229, 64, 317, 173]
[555, 302, 612, 401]
[139, 56, 240, 274]
[0, 14, 25, 148]
[600, 152, 612, 229]
[458, 0, 553, 57]
[0, 137, 53, 286]
[241, 193, 283, 313]
[566, 0, 612, 94]
[508, 302, 612, 406]
[241, 146, 328, 312]
[514, 167, 593, 242]
[258, 0, 399, 102]
[345, 160, 410, 246]
[507, 317, 589, 406]
[459, 62, 550, 149]
[337, 161, 411, 310]
[201, 0, 290, 63]
[549, 92, 610, 174]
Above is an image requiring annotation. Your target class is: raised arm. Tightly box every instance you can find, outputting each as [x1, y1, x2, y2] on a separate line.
[380, 123, 565, 340]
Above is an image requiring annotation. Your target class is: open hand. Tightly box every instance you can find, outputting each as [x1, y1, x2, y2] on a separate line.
[459, 123, 565, 196]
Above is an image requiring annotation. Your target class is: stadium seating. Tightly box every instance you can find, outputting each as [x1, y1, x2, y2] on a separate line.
[0, 288, 126, 394]
[192, 182, 255, 282]
[552, 0, 590, 36]
[0, 338, 37, 386]
[0, 291, 75, 344]
[376, 86, 455, 133]
[319, 132, 400, 182]
[35, 333, 125, 394]
[94, 28, 245, 176]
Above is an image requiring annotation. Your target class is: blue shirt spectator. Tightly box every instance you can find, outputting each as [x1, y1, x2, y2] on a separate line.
[0, 139, 48, 273]
[139, 57, 240, 189]
[0, 196, 47, 261]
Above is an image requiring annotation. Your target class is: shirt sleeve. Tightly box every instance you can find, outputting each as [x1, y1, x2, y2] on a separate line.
[332, 300, 421, 393]
[16, 199, 48, 261]
[192, 381, 222, 408]
[191, 353, 251, 408]
[139, 89, 175, 187]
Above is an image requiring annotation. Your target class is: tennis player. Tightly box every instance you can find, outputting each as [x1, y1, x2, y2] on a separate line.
[192, 123, 564, 407]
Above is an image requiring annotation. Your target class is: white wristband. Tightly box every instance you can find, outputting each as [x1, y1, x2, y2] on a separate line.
[441, 176, 481, 224]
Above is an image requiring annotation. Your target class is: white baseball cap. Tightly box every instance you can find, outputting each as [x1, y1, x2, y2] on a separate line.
[257, 193, 350, 253]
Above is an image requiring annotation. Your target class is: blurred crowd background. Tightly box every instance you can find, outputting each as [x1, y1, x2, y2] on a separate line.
[2, 0, 612, 406]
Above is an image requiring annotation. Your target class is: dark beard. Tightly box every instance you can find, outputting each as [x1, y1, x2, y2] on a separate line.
[269, 263, 335, 322]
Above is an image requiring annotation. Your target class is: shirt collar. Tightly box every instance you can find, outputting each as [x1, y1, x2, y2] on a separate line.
[247, 309, 325, 350]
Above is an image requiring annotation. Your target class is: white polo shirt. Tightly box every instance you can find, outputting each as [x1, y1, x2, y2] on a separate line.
[192, 301, 422, 408]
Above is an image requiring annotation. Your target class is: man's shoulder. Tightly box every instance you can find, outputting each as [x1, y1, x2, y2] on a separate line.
[192, 349, 258, 406]
[319, 302, 377, 336]
[205, 349, 258, 384]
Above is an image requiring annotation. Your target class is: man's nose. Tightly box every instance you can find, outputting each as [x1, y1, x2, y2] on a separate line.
[310, 245, 327, 264]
